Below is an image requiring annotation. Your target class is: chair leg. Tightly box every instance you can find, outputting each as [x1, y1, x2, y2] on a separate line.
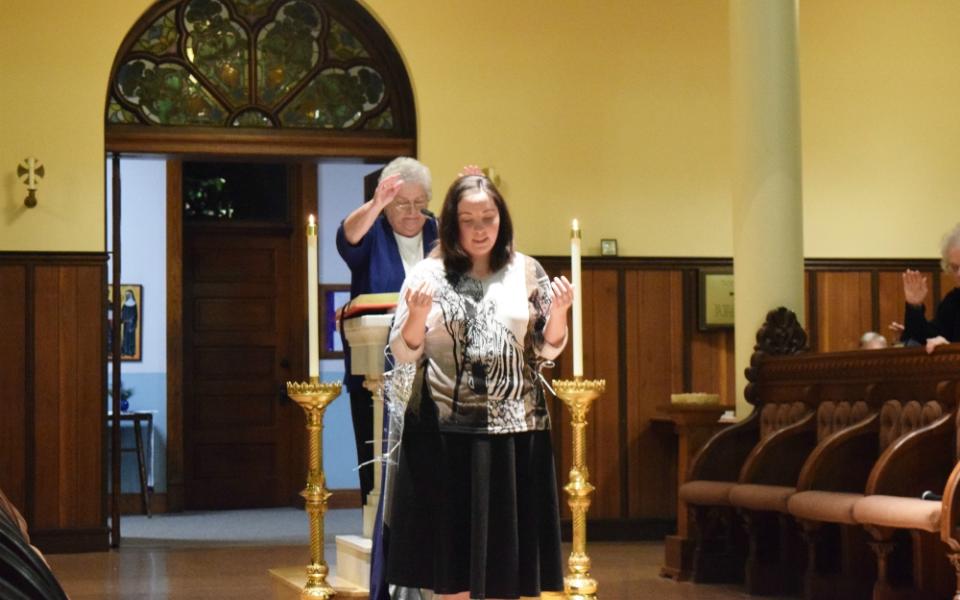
[947, 553, 960, 600]
[778, 513, 804, 594]
[133, 420, 150, 517]
[839, 525, 876, 600]
[799, 520, 839, 600]
[865, 527, 896, 600]
[690, 505, 745, 584]
[742, 509, 786, 595]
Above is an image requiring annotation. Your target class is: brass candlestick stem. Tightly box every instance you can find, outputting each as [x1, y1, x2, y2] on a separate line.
[287, 379, 343, 599]
[552, 377, 606, 600]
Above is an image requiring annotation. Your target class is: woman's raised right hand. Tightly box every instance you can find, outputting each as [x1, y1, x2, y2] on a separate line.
[372, 173, 404, 210]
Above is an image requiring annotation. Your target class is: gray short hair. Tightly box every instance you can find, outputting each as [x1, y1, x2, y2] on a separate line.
[380, 157, 431, 199]
[941, 223, 960, 272]
[859, 331, 887, 349]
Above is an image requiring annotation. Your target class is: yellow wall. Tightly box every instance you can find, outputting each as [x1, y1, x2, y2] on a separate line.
[800, 0, 960, 258]
[0, 1, 153, 252]
[365, 0, 731, 257]
[2, 0, 959, 258]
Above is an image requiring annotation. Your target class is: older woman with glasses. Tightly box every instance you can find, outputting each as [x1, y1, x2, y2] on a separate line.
[900, 223, 960, 353]
[337, 156, 438, 504]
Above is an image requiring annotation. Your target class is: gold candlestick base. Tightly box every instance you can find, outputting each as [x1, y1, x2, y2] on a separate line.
[287, 379, 343, 600]
[552, 377, 606, 600]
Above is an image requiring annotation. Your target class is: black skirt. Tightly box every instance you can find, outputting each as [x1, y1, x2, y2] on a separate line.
[385, 429, 564, 599]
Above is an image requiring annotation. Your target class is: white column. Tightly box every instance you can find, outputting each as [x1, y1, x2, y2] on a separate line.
[731, 0, 805, 417]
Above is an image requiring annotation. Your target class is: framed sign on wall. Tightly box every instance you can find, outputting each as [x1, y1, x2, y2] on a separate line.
[698, 269, 734, 330]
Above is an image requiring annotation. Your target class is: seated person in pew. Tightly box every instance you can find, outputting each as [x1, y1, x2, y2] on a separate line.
[900, 222, 960, 353]
[859, 331, 888, 349]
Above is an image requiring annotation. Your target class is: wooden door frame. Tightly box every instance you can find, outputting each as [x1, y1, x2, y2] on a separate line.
[165, 159, 313, 511]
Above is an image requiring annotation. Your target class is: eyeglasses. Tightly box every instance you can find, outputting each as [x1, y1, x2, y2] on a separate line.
[391, 198, 429, 214]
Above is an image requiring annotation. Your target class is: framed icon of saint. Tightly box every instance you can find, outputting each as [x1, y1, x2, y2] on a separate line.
[108, 284, 143, 361]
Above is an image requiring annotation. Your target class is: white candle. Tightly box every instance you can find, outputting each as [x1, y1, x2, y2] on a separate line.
[307, 215, 319, 380]
[571, 218, 583, 377]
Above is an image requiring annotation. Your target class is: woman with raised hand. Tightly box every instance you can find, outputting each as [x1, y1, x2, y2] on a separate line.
[900, 223, 960, 353]
[386, 174, 573, 600]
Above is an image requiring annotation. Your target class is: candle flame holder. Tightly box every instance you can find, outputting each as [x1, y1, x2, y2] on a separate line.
[552, 377, 605, 600]
[287, 378, 342, 599]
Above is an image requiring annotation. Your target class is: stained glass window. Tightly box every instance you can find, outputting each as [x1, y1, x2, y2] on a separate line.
[256, 1, 322, 105]
[109, 0, 405, 132]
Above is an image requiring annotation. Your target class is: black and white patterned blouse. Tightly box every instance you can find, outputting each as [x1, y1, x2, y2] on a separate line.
[389, 252, 566, 434]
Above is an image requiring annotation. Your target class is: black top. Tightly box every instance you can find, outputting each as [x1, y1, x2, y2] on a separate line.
[902, 287, 960, 344]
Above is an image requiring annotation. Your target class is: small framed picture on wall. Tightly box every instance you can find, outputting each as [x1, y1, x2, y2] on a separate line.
[108, 284, 143, 361]
[600, 239, 618, 256]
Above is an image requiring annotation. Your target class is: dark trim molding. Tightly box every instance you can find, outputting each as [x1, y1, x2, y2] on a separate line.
[617, 269, 629, 519]
[804, 257, 941, 270]
[535, 256, 733, 270]
[106, 126, 416, 159]
[534, 255, 942, 272]
[560, 518, 675, 542]
[31, 528, 110, 554]
[110, 152, 122, 547]
[24, 265, 35, 528]
[808, 271, 819, 351]
[681, 269, 695, 389]
[0, 252, 109, 264]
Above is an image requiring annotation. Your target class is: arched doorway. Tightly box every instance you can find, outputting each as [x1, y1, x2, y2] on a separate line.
[104, 0, 416, 528]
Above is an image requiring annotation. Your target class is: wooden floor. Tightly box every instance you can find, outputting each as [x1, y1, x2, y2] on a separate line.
[47, 540, 757, 599]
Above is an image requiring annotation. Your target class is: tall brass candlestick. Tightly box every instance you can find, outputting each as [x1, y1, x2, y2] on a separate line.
[552, 378, 605, 600]
[287, 379, 343, 599]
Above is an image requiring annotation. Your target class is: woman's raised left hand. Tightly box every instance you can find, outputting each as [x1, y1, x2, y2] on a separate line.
[549, 276, 574, 317]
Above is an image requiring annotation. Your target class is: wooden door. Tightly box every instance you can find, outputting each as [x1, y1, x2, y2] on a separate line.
[183, 225, 297, 509]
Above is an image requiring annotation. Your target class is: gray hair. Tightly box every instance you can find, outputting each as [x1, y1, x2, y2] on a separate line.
[380, 157, 431, 199]
[859, 331, 887, 349]
[941, 222, 960, 272]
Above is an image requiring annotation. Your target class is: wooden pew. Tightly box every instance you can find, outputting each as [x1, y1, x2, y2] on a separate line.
[939, 435, 960, 600]
[676, 307, 809, 583]
[728, 389, 872, 595]
[675, 312, 960, 597]
[783, 352, 960, 600]
[850, 393, 956, 600]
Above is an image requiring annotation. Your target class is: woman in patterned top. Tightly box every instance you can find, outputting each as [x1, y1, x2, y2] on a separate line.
[386, 174, 574, 599]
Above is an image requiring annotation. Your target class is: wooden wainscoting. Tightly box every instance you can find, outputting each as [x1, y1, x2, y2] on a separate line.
[537, 256, 942, 539]
[0, 252, 109, 553]
[805, 258, 947, 352]
[0, 251, 943, 547]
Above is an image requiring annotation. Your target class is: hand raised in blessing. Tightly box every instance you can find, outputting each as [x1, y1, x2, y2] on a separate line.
[549, 276, 574, 317]
[404, 280, 434, 320]
[458, 164, 484, 178]
[902, 269, 929, 306]
[372, 173, 404, 211]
